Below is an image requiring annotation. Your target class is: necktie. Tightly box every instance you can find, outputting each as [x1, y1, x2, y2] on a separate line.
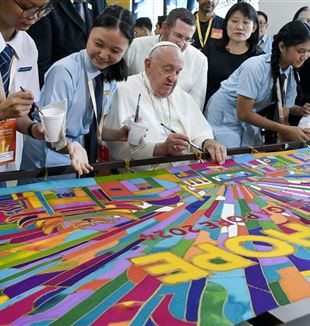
[0, 45, 15, 96]
[74, 1, 84, 21]
[85, 73, 104, 163]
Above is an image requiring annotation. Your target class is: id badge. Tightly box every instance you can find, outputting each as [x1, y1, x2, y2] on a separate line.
[211, 28, 223, 39]
[0, 119, 16, 165]
[98, 142, 110, 162]
[97, 142, 110, 176]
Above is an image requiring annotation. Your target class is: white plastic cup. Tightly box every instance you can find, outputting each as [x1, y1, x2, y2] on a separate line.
[128, 117, 147, 145]
[40, 108, 65, 143]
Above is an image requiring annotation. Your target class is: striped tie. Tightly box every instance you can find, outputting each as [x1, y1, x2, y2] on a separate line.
[0, 45, 15, 96]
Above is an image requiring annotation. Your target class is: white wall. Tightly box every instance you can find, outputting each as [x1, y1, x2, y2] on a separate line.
[259, 0, 309, 36]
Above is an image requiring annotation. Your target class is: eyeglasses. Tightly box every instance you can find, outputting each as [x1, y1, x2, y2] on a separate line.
[13, 0, 53, 19]
[169, 28, 194, 44]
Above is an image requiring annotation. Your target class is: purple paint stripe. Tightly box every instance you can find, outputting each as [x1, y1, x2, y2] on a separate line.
[13, 290, 93, 326]
[245, 265, 270, 291]
[160, 186, 181, 197]
[46, 252, 112, 286]
[121, 180, 139, 192]
[225, 187, 233, 204]
[248, 286, 278, 315]
[245, 265, 278, 315]
[288, 254, 310, 271]
[259, 256, 290, 266]
[4, 272, 60, 297]
[59, 239, 143, 286]
[146, 209, 186, 233]
[52, 202, 94, 209]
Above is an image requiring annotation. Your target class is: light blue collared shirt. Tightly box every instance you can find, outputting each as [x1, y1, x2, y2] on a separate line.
[21, 49, 117, 171]
[205, 54, 297, 148]
[258, 34, 273, 54]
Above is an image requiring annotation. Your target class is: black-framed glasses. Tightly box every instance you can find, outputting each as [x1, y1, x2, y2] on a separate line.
[169, 27, 194, 44]
[13, 0, 53, 19]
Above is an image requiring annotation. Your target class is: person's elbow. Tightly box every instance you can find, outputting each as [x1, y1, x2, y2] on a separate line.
[237, 106, 250, 122]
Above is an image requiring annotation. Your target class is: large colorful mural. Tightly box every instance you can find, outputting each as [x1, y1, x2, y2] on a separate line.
[0, 148, 309, 325]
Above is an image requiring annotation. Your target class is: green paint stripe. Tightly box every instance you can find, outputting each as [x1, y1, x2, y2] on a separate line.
[246, 220, 260, 229]
[239, 198, 251, 215]
[292, 210, 310, 220]
[0, 224, 18, 230]
[274, 156, 296, 166]
[82, 187, 105, 208]
[259, 221, 279, 230]
[95, 169, 169, 182]
[200, 282, 231, 326]
[253, 197, 267, 207]
[171, 239, 194, 256]
[269, 281, 290, 305]
[50, 272, 128, 326]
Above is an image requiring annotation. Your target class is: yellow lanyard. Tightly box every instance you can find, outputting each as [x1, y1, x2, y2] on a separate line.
[196, 14, 214, 49]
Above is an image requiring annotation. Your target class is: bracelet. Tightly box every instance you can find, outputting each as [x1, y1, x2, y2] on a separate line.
[27, 122, 37, 139]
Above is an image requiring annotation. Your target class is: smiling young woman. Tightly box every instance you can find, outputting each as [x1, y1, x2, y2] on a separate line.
[20, 5, 135, 181]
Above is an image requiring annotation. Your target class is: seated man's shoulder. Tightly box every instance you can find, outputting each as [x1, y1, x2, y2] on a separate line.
[115, 74, 142, 91]
[129, 35, 159, 50]
[184, 44, 208, 64]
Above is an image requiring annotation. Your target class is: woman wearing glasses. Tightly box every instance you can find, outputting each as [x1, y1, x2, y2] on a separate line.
[0, 0, 52, 184]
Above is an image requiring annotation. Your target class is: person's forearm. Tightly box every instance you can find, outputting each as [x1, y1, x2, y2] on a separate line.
[153, 143, 167, 156]
[16, 116, 35, 134]
[239, 110, 288, 134]
[103, 127, 121, 141]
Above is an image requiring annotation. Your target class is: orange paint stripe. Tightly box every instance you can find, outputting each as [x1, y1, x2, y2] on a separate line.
[278, 266, 310, 301]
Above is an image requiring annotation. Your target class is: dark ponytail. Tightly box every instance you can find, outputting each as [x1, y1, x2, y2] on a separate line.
[270, 20, 310, 103]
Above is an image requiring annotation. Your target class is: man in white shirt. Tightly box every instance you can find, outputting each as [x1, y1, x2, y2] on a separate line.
[105, 42, 226, 170]
[0, 0, 50, 181]
[124, 8, 208, 111]
[257, 11, 273, 54]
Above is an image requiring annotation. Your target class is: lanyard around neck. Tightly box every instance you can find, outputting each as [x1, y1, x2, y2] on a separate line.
[85, 63, 104, 142]
[196, 14, 214, 49]
[276, 75, 288, 124]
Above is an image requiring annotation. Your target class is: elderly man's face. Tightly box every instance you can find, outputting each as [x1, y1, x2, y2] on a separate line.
[163, 19, 195, 52]
[145, 46, 183, 98]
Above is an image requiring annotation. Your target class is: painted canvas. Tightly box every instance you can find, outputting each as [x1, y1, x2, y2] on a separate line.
[0, 148, 309, 325]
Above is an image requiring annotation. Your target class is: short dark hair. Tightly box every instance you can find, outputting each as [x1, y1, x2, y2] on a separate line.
[292, 6, 310, 21]
[135, 17, 153, 32]
[257, 10, 268, 23]
[91, 5, 135, 82]
[157, 15, 167, 28]
[166, 8, 195, 28]
[222, 2, 259, 54]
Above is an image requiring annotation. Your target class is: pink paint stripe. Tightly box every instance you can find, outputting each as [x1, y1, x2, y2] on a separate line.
[0, 287, 52, 324]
